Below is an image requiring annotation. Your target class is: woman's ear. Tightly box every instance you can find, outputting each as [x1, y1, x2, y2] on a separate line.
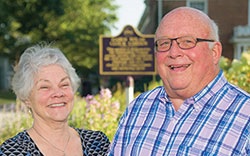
[23, 99, 31, 108]
[211, 41, 222, 65]
[23, 100, 33, 116]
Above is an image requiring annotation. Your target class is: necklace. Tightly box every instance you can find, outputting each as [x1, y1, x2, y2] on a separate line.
[32, 127, 71, 156]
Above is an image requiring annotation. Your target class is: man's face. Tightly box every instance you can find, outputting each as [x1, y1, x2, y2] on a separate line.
[155, 10, 221, 99]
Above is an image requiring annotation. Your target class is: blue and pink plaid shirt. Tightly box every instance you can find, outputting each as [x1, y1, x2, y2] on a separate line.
[109, 71, 250, 156]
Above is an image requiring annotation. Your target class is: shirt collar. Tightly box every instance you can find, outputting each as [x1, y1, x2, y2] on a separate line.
[158, 70, 227, 107]
[193, 70, 227, 102]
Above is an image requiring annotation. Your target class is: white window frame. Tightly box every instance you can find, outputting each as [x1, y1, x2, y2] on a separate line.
[234, 43, 250, 59]
[186, 0, 208, 14]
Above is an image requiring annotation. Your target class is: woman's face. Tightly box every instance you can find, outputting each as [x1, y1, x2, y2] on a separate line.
[26, 64, 74, 124]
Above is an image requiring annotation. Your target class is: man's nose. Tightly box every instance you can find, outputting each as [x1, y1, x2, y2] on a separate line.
[167, 41, 183, 58]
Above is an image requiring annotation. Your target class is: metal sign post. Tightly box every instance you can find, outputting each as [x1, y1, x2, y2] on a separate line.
[99, 25, 155, 105]
[125, 76, 134, 105]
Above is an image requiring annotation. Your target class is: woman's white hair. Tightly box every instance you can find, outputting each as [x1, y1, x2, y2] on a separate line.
[12, 43, 81, 101]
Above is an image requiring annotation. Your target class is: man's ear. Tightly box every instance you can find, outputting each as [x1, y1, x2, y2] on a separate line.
[211, 41, 222, 65]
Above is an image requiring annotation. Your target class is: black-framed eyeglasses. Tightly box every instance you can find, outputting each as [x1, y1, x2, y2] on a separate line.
[155, 36, 215, 52]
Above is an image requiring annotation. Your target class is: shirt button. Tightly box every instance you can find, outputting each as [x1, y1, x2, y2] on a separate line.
[171, 118, 177, 124]
[194, 105, 200, 112]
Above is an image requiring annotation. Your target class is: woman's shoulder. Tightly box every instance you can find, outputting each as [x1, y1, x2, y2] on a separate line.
[0, 130, 40, 155]
[76, 128, 110, 142]
[1, 131, 28, 149]
[78, 128, 106, 136]
[75, 128, 110, 155]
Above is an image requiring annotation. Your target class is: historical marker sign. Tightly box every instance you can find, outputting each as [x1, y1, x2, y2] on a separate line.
[99, 25, 156, 75]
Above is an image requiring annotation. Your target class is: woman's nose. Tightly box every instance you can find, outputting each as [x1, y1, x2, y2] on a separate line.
[52, 88, 65, 97]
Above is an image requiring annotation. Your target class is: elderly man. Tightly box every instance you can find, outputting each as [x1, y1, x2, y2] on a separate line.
[109, 7, 250, 156]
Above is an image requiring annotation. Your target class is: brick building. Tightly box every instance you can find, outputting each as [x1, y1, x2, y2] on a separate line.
[138, 0, 250, 60]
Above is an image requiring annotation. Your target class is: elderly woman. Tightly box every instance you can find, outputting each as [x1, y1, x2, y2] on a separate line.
[0, 44, 110, 156]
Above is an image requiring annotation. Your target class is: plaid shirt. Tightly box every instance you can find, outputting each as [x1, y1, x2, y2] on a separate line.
[109, 71, 250, 156]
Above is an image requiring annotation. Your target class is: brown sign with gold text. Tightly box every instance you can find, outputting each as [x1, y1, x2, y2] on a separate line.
[99, 25, 156, 75]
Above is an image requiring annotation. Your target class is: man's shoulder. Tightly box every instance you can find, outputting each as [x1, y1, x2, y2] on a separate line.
[137, 86, 164, 99]
[226, 82, 250, 99]
[127, 86, 165, 110]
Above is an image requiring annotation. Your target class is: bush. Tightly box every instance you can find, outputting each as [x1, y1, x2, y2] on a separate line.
[0, 106, 32, 144]
[220, 51, 250, 93]
[69, 88, 124, 140]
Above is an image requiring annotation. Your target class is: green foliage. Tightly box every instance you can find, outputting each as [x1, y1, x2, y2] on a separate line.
[147, 78, 162, 90]
[0, 110, 33, 144]
[0, 0, 118, 75]
[69, 88, 123, 140]
[0, 90, 16, 105]
[219, 51, 250, 93]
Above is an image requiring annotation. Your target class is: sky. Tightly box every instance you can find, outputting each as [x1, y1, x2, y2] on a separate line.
[111, 0, 146, 35]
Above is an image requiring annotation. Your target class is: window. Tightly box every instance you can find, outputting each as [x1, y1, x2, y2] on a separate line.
[187, 0, 208, 14]
[234, 44, 250, 59]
